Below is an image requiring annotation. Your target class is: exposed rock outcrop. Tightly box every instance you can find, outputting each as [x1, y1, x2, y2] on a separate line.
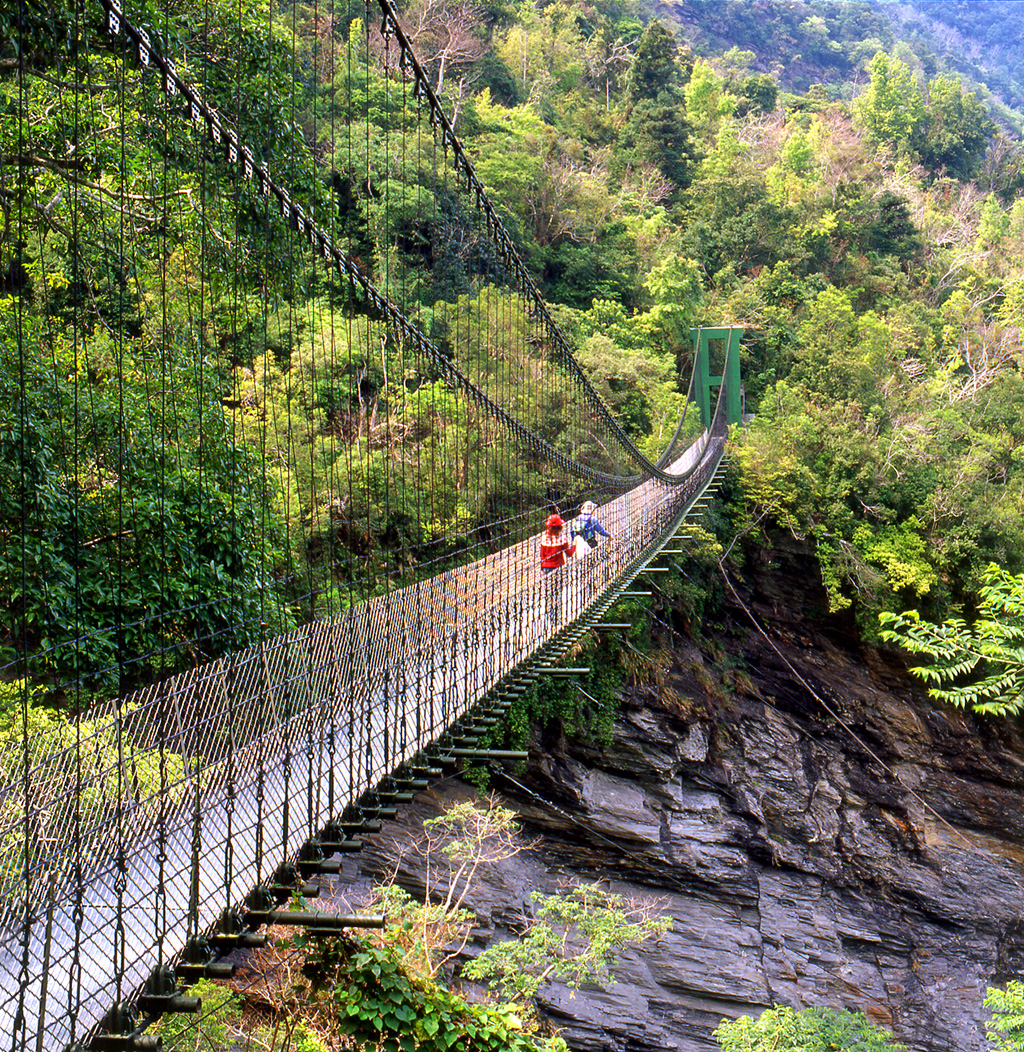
[335, 537, 1024, 1052]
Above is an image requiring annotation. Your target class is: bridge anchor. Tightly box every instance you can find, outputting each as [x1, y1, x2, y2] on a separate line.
[84, 1003, 161, 1052]
[137, 965, 201, 1016]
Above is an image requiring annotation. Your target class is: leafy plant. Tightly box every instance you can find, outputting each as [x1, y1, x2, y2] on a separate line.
[986, 982, 1024, 1052]
[714, 1005, 905, 1052]
[879, 562, 1024, 716]
[367, 798, 525, 979]
[303, 799, 666, 1050]
[461, 883, 671, 1003]
[0, 302, 294, 688]
[151, 976, 331, 1052]
[488, 625, 639, 766]
[308, 938, 556, 1052]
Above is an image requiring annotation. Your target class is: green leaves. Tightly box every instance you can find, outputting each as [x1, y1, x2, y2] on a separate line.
[462, 882, 671, 1003]
[0, 683, 187, 899]
[917, 73, 996, 180]
[304, 801, 649, 1052]
[152, 978, 240, 1050]
[854, 52, 925, 155]
[852, 518, 937, 599]
[714, 1005, 905, 1052]
[879, 562, 1024, 716]
[853, 52, 995, 178]
[985, 982, 1024, 1052]
[0, 311, 293, 686]
[321, 937, 541, 1052]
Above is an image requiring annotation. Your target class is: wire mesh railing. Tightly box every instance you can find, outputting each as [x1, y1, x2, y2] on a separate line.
[0, 419, 728, 1052]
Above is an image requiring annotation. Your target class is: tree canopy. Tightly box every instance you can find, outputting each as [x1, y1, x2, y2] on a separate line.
[4, 0, 1024, 694]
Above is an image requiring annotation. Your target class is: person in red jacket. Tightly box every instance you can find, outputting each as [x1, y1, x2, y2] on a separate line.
[540, 514, 575, 575]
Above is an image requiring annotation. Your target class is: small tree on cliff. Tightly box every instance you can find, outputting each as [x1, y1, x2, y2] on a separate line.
[461, 881, 671, 1004]
[714, 1005, 905, 1052]
[879, 562, 1024, 717]
[372, 797, 670, 1002]
[986, 982, 1024, 1052]
[370, 797, 526, 979]
[321, 797, 670, 1047]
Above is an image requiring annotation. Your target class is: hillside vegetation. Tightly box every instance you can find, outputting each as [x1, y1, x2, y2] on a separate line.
[3, 0, 1024, 689]
[658, 0, 1024, 131]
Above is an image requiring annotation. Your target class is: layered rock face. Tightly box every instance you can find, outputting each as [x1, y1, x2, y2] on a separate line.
[342, 539, 1024, 1051]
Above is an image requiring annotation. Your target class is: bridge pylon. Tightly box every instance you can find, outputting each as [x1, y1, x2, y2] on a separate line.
[691, 327, 744, 429]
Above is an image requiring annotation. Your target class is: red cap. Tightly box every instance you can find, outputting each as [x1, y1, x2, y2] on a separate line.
[546, 514, 564, 530]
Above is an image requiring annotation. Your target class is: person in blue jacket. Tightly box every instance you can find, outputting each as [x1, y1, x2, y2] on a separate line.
[569, 500, 611, 554]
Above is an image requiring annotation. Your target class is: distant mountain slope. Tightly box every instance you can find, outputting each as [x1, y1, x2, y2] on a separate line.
[896, 0, 1024, 119]
[652, 0, 1024, 131]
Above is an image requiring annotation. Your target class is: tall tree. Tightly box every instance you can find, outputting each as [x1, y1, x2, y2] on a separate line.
[616, 99, 699, 193]
[917, 73, 996, 180]
[854, 51, 925, 154]
[624, 19, 682, 104]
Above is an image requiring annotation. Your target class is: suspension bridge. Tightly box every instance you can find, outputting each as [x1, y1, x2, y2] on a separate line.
[0, 2, 741, 1048]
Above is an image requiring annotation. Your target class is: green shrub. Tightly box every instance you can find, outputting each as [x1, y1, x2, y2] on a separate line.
[310, 938, 555, 1052]
[986, 982, 1024, 1052]
[714, 1005, 905, 1051]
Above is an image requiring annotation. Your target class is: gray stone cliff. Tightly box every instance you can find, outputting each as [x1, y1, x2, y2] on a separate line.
[338, 539, 1024, 1052]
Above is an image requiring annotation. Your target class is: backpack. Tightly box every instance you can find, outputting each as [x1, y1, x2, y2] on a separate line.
[571, 514, 596, 544]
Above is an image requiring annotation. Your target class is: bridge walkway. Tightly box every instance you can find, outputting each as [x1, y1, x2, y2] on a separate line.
[0, 434, 728, 1051]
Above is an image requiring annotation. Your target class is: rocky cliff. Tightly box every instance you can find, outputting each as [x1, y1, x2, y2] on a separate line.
[338, 537, 1024, 1052]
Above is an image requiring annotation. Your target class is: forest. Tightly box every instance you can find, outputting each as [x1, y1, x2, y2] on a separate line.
[5, 0, 1024, 1046]
[5, 0, 1024, 679]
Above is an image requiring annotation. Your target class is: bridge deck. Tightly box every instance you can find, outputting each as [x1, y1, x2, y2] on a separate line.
[0, 434, 723, 1050]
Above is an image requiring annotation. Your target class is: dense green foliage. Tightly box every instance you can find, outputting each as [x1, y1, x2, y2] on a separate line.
[0, 679, 186, 896]
[4, 0, 1024, 703]
[662, 1, 1024, 132]
[487, 626, 632, 758]
[714, 1005, 905, 1052]
[6, 4, 1024, 1047]
[153, 977, 330, 1051]
[0, 0, 305, 689]
[880, 563, 1024, 716]
[0, 301, 292, 689]
[311, 939, 553, 1052]
[986, 982, 1024, 1052]
[854, 53, 995, 180]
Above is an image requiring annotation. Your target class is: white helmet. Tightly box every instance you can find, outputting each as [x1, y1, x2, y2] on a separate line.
[581, 501, 597, 514]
